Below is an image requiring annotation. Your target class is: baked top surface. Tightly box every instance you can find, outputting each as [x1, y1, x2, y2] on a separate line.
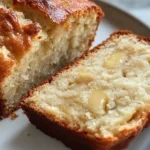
[13, 0, 101, 23]
[0, 8, 41, 60]
[0, 6, 41, 83]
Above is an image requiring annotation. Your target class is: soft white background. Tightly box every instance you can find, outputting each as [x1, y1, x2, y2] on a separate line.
[104, 0, 150, 27]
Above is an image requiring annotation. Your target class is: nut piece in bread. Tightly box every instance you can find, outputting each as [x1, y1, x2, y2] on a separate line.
[22, 31, 150, 150]
[0, 0, 103, 116]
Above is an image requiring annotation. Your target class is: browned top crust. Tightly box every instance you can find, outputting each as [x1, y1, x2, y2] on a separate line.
[0, 53, 15, 83]
[13, 0, 102, 23]
[0, 7, 41, 93]
[0, 8, 41, 60]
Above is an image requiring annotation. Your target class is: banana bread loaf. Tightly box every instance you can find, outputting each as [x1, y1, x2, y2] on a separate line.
[0, 0, 103, 116]
[22, 31, 150, 150]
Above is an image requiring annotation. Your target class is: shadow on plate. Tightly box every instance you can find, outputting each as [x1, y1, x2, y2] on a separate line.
[9, 122, 150, 150]
[8, 123, 70, 150]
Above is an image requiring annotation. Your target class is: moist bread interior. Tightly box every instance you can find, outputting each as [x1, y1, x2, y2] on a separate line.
[25, 34, 150, 138]
[0, 0, 101, 114]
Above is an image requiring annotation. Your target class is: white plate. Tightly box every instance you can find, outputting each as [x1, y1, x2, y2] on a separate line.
[0, 1, 150, 150]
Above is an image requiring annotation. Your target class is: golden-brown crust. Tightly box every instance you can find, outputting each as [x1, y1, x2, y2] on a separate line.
[21, 30, 150, 150]
[0, 53, 15, 83]
[0, 8, 41, 60]
[13, 0, 103, 24]
[0, 8, 41, 116]
[0, 53, 15, 115]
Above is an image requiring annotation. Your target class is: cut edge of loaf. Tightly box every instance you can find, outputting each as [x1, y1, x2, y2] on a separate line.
[0, 0, 104, 116]
[21, 30, 150, 150]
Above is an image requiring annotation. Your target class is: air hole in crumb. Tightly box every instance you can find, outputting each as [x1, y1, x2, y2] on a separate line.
[38, 36, 42, 39]
[127, 110, 139, 123]
[122, 70, 127, 77]
[68, 82, 74, 86]
[147, 58, 150, 64]
[145, 87, 150, 95]
[104, 104, 109, 113]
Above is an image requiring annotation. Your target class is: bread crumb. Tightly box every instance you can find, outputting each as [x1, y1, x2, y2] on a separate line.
[11, 113, 18, 120]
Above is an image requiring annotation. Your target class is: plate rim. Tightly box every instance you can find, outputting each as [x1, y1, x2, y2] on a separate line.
[93, 0, 150, 34]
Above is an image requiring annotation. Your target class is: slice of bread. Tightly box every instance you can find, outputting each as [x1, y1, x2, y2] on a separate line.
[0, 0, 103, 116]
[22, 31, 150, 150]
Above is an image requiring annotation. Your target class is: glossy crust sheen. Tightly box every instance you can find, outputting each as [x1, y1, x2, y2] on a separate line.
[0, 7, 41, 116]
[0, 8, 41, 81]
[13, 0, 103, 23]
[0, 8, 41, 61]
[22, 31, 150, 150]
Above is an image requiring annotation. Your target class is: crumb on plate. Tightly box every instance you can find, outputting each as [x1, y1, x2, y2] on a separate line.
[11, 113, 19, 120]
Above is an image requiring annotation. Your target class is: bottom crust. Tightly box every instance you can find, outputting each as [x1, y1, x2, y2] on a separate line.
[0, 99, 5, 116]
[0, 99, 20, 117]
[22, 103, 149, 150]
